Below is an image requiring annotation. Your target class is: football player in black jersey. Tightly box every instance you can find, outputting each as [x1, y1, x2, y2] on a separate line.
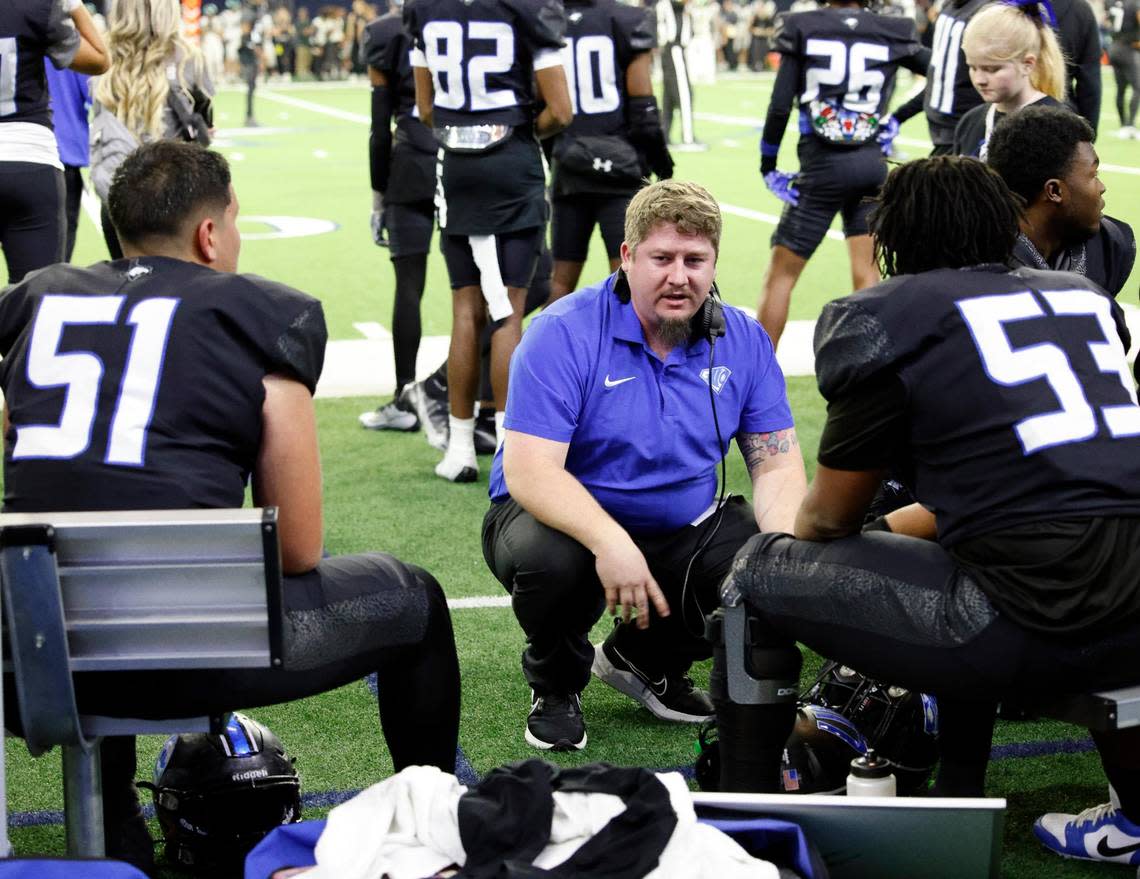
[710, 156, 1140, 865]
[756, 0, 927, 348]
[889, 0, 989, 153]
[405, 0, 572, 483]
[0, 0, 108, 283]
[988, 105, 1136, 297]
[0, 141, 461, 872]
[358, 9, 439, 432]
[548, 0, 673, 304]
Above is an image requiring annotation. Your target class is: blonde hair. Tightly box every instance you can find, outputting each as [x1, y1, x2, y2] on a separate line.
[95, 0, 202, 139]
[624, 180, 722, 255]
[962, 3, 1067, 102]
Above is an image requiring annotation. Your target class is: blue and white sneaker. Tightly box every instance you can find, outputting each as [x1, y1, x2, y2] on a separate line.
[1034, 802, 1140, 865]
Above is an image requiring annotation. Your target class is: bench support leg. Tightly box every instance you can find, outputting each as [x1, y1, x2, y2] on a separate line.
[62, 743, 104, 857]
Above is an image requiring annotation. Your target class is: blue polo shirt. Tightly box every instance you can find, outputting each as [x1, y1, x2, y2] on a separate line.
[44, 63, 90, 168]
[489, 274, 794, 534]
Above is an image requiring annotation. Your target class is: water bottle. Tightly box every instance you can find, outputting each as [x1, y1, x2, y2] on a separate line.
[847, 748, 896, 797]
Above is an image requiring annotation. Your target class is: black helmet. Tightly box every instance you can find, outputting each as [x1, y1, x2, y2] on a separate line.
[805, 662, 939, 794]
[146, 712, 302, 874]
[779, 704, 868, 794]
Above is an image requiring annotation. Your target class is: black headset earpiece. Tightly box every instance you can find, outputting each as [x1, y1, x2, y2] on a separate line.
[613, 269, 631, 304]
[690, 282, 726, 344]
[613, 269, 724, 343]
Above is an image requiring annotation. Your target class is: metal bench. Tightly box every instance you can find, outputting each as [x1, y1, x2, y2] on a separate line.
[0, 508, 284, 859]
[1034, 687, 1140, 731]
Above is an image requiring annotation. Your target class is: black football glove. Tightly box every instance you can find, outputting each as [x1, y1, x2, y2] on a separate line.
[627, 95, 674, 180]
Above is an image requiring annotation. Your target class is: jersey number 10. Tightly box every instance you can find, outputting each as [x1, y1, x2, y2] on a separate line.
[561, 36, 620, 115]
[13, 294, 180, 466]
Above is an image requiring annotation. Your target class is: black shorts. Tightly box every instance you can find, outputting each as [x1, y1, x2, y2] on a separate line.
[771, 139, 886, 260]
[441, 225, 544, 290]
[438, 130, 546, 236]
[387, 200, 435, 258]
[551, 193, 631, 263]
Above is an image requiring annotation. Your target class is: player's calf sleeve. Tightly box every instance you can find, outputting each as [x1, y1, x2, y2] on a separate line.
[392, 254, 427, 390]
[708, 606, 801, 792]
[376, 567, 460, 772]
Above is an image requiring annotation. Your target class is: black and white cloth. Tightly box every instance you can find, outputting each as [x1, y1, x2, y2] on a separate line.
[304, 761, 778, 879]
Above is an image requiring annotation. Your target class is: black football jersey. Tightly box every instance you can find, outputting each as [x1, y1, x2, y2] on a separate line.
[560, 0, 654, 137]
[774, 8, 925, 122]
[404, 0, 566, 128]
[363, 13, 436, 155]
[0, 0, 80, 128]
[1010, 216, 1138, 299]
[922, 0, 988, 134]
[814, 264, 1140, 547]
[0, 258, 326, 514]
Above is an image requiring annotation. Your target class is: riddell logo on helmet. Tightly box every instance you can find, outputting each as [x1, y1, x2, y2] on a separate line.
[232, 768, 270, 782]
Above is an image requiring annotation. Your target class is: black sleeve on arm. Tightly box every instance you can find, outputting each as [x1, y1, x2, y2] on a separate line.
[627, 95, 674, 179]
[892, 86, 925, 123]
[817, 372, 909, 471]
[760, 55, 801, 173]
[370, 83, 394, 194]
[904, 45, 932, 74]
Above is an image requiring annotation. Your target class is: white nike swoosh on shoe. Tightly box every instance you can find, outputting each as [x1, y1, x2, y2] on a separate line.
[612, 645, 668, 696]
[604, 375, 636, 388]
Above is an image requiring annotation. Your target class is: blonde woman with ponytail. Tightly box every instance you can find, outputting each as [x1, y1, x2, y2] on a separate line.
[953, 0, 1067, 158]
[91, 0, 215, 257]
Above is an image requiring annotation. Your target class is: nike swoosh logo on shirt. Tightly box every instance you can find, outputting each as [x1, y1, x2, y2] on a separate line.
[604, 375, 636, 388]
[1096, 837, 1140, 858]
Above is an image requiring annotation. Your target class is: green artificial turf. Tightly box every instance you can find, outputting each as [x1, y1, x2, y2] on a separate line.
[13, 72, 1140, 878]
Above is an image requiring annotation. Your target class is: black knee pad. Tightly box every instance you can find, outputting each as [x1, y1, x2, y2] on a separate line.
[707, 605, 801, 705]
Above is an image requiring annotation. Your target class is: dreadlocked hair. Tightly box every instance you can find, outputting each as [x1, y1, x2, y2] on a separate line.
[869, 157, 1024, 277]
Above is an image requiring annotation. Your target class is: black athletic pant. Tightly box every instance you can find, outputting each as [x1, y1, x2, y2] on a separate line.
[100, 201, 123, 260]
[62, 165, 83, 263]
[1111, 47, 1140, 127]
[10, 553, 461, 826]
[242, 61, 257, 120]
[482, 496, 758, 695]
[661, 42, 696, 145]
[0, 162, 65, 283]
[715, 531, 1140, 796]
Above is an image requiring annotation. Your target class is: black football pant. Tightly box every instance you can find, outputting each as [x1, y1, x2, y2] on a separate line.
[1111, 47, 1140, 127]
[63, 165, 83, 263]
[100, 201, 123, 260]
[10, 553, 461, 830]
[482, 496, 758, 696]
[0, 162, 65, 283]
[714, 531, 1140, 798]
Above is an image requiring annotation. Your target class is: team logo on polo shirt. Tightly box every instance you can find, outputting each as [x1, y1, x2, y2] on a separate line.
[700, 366, 732, 394]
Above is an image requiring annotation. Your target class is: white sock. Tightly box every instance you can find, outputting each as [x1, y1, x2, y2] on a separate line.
[435, 416, 477, 481]
[495, 411, 506, 451]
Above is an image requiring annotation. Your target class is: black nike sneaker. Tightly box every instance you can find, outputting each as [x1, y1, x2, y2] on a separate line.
[525, 690, 587, 751]
[1035, 801, 1140, 865]
[399, 378, 449, 451]
[474, 408, 497, 455]
[591, 626, 713, 723]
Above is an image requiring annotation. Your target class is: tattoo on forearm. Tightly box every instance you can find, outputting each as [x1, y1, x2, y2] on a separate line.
[739, 429, 799, 474]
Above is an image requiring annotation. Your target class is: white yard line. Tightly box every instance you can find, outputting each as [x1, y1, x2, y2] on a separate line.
[447, 596, 512, 609]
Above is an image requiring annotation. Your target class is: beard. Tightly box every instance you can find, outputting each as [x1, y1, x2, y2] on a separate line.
[658, 317, 692, 348]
